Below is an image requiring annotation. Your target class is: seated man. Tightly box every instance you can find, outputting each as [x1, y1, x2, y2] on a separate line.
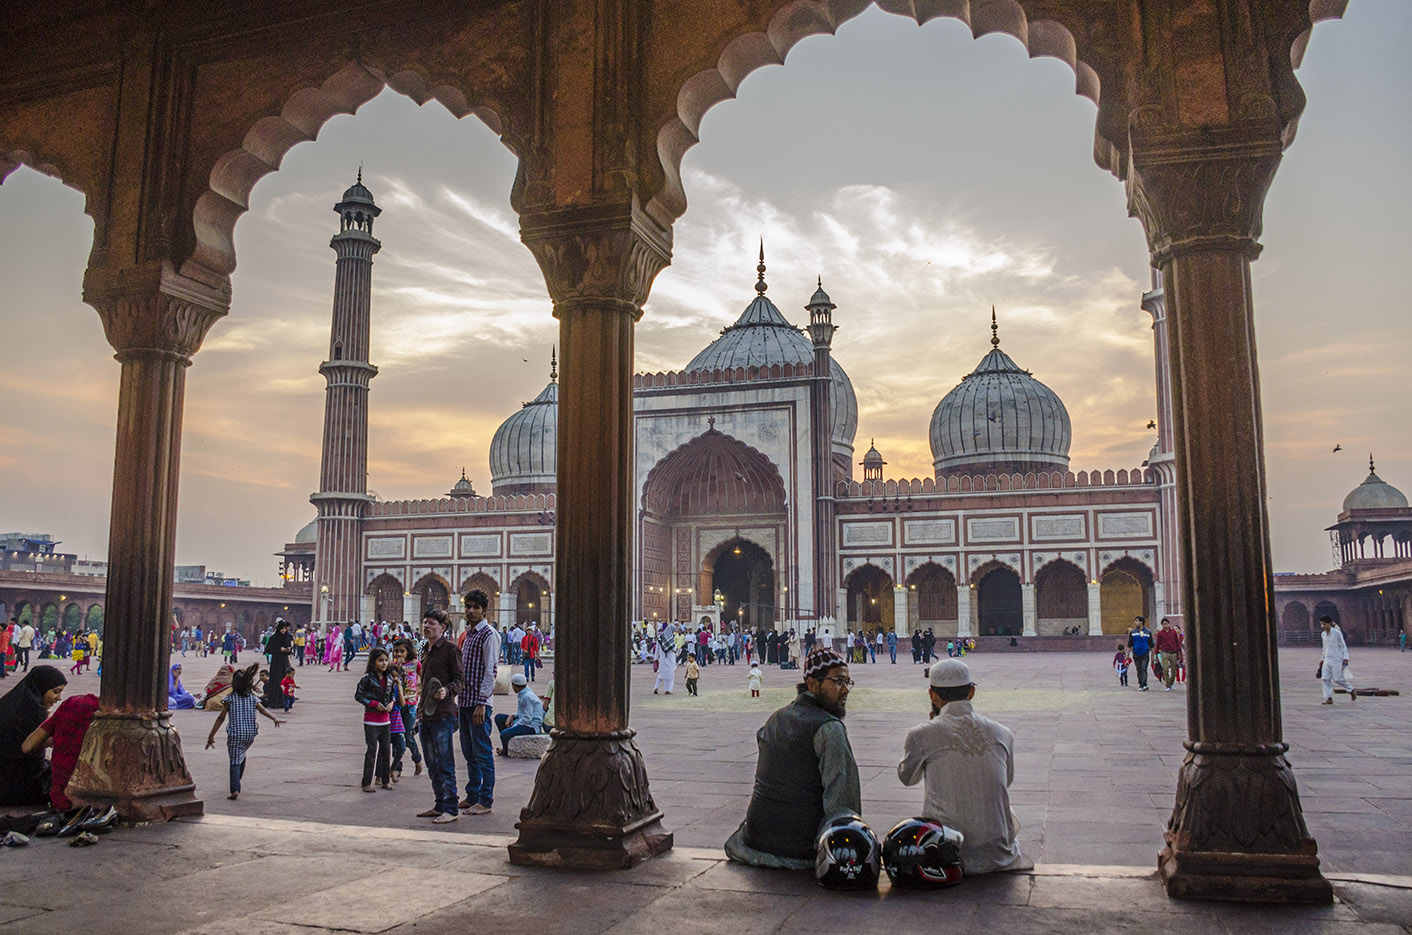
[897, 659, 1032, 873]
[494, 673, 544, 755]
[725, 648, 861, 869]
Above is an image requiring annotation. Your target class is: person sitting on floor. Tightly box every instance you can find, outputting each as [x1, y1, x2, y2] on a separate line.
[167, 663, 197, 709]
[896, 658, 1032, 874]
[725, 648, 861, 869]
[494, 673, 543, 755]
[21, 692, 101, 810]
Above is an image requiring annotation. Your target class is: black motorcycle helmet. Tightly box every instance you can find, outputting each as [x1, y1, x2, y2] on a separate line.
[881, 817, 964, 888]
[815, 814, 881, 890]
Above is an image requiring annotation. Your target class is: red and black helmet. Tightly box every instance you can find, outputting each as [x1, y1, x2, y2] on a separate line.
[882, 818, 964, 888]
[815, 814, 881, 890]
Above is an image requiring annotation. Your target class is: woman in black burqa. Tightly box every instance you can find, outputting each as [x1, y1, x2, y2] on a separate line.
[0, 665, 68, 805]
[262, 619, 294, 711]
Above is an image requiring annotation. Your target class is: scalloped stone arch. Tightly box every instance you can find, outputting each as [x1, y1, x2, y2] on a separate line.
[651, 0, 1103, 224]
[969, 556, 1020, 586]
[189, 60, 520, 282]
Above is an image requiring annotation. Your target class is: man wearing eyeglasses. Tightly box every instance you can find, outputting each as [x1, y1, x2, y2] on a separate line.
[725, 648, 862, 869]
[897, 659, 1031, 873]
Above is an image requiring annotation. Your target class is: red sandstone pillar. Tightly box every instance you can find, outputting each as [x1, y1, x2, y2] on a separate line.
[66, 264, 226, 821]
[1127, 123, 1330, 903]
[509, 203, 673, 868]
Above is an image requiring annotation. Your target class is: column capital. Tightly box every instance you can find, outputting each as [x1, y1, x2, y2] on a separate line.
[84, 261, 230, 362]
[520, 201, 672, 315]
[1125, 122, 1284, 265]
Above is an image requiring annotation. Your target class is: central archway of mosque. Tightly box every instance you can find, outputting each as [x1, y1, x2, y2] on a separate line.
[639, 427, 789, 625]
[710, 539, 775, 631]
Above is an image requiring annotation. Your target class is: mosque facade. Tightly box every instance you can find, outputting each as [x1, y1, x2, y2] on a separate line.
[280, 178, 1184, 641]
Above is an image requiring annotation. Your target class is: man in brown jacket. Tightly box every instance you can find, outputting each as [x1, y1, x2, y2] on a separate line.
[417, 609, 463, 823]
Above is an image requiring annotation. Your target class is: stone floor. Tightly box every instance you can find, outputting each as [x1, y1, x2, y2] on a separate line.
[3, 645, 1410, 932]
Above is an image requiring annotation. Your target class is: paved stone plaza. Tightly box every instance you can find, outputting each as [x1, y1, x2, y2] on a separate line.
[2, 646, 1410, 932]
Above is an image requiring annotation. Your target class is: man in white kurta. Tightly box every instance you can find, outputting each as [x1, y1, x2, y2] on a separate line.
[1319, 616, 1354, 704]
[654, 625, 678, 694]
[897, 659, 1032, 873]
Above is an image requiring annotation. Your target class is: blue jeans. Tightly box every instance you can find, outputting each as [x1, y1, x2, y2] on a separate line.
[889, 645, 897, 663]
[229, 759, 246, 794]
[523, 658, 536, 682]
[393, 706, 422, 772]
[459, 705, 495, 807]
[494, 713, 539, 754]
[420, 716, 459, 816]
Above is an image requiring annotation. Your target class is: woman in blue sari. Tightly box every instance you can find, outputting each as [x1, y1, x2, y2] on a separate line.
[168, 663, 197, 709]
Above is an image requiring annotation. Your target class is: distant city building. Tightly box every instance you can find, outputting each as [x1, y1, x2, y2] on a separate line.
[174, 565, 207, 583]
[282, 177, 1188, 640]
[72, 559, 108, 577]
[0, 533, 75, 574]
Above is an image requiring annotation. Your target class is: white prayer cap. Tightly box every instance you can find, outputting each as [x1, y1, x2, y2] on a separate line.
[929, 659, 975, 689]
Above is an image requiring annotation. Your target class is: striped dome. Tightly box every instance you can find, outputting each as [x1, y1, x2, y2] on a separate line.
[930, 343, 1071, 477]
[685, 291, 858, 453]
[489, 380, 557, 495]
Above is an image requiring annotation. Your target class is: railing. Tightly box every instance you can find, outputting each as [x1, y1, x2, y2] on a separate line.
[633, 361, 813, 389]
[369, 493, 556, 516]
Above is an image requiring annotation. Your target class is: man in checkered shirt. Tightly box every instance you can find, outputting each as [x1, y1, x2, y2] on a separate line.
[459, 588, 500, 814]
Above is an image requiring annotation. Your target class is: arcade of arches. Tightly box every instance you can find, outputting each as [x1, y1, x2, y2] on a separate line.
[0, 0, 1351, 902]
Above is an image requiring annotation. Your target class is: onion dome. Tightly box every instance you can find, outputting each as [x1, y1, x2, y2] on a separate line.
[489, 351, 558, 495]
[930, 310, 1071, 476]
[448, 468, 476, 498]
[1343, 456, 1409, 512]
[293, 519, 318, 544]
[684, 250, 858, 453]
[339, 167, 376, 206]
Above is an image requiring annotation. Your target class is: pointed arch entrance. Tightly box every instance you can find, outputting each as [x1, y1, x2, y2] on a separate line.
[639, 427, 788, 627]
[367, 573, 404, 626]
[845, 564, 893, 629]
[975, 563, 1022, 637]
[1100, 557, 1154, 635]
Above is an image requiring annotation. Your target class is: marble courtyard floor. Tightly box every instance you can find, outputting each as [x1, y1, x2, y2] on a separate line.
[2, 646, 1410, 933]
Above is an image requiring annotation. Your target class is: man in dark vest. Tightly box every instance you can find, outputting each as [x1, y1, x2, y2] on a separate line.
[725, 648, 862, 868]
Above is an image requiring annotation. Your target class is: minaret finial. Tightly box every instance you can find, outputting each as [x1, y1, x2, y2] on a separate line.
[460, 466, 468, 481]
[357, 163, 362, 184]
[1370, 453, 1376, 474]
[817, 274, 823, 290]
[990, 306, 999, 347]
[550, 345, 558, 383]
[755, 239, 767, 295]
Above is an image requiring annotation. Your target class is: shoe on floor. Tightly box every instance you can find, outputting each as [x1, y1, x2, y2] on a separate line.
[414, 762, 423, 776]
[68, 831, 99, 847]
[465, 803, 492, 816]
[1350, 690, 1357, 700]
[432, 812, 459, 824]
[416, 808, 441, 818]
[1, 832, 29, 847]
[1320, 699, 1334, 705]
[362, 785, 376, 793]
[458, 798, 474, 809]
[380, 782, 393, 790]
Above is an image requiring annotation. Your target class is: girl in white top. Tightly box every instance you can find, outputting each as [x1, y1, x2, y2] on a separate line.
[747, 663, 763, 697]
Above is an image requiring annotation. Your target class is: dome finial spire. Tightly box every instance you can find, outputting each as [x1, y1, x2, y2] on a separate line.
[755, 239, 767, 295]
[1370, 453, 1376, 475]
[990, 306, 1000, 348]
[550, 345, 558, 383]
[357, 163, 362, 184]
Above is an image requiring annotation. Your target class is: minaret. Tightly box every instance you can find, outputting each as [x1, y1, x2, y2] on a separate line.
[805, 268, 839, 629]
[311, 171, 380, 631]
[1142, 268, 1183, 626]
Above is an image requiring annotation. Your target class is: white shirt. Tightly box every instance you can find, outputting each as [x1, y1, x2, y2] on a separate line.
[897, 700, 1030, 874]
[17, 625, 34, 648]
[1321, 626, 1349, 668]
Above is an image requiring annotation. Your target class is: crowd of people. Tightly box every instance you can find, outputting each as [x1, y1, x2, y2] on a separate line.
[0, 619, 103, 678]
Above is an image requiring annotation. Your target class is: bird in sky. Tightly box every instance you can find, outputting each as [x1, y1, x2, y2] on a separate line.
[1146, 420, 1157, 430]
[1332, 444, 1342, 453]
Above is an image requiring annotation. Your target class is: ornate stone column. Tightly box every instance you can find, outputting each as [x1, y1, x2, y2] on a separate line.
[509, 202, 673, 868]
[955, 585, 972, 638]
[1127, 122, 1330, 903]
[1086, 581, 1103, 636]
[1021, 583, 1037, 637]
[67, 262, 227, 821]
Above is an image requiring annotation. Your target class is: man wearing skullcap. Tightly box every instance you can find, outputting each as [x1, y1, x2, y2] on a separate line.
[725, 647, 861, 869]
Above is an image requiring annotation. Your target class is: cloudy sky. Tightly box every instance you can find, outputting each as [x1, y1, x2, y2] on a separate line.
[1, 2, 1407, 585]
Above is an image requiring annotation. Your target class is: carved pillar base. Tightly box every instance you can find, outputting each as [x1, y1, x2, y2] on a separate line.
[509, 729, 673, 869]
[66, 711, 203, 823]
[1158, 743, 1330, 903]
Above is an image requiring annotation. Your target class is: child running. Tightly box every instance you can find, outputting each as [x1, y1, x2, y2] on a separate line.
[205, 662, 283, 800]
[747, 662, 763, 698]
[684, 657, 700, 696]
[354, 647, 396, 792]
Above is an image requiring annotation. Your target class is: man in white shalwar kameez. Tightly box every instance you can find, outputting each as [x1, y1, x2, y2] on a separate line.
[1319, 615, 1354, 704]
[654, 624, 678, 694]
[897, 659, 1032, 873]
